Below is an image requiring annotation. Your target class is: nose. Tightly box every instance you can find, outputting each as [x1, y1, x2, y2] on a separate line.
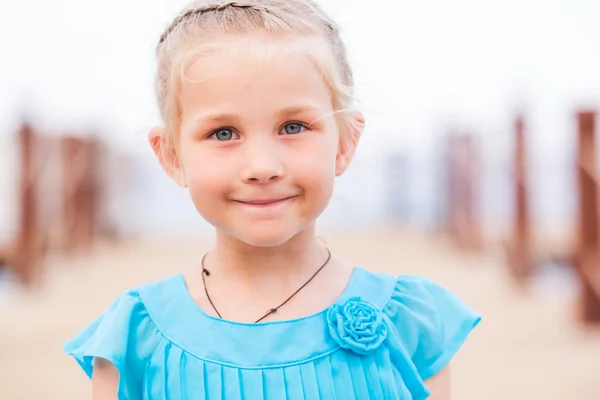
[240, 140, 284, 184]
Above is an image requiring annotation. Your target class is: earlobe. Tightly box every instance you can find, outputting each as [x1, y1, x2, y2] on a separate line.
[148, 128, 187, 188]
[335, 112, 365, 176]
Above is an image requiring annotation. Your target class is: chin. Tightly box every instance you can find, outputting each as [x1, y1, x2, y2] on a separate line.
[235, 230, 298, 248]
[223, 221, 307, 248]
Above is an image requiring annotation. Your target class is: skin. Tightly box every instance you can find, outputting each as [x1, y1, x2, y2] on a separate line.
[91, 34, 451, 399]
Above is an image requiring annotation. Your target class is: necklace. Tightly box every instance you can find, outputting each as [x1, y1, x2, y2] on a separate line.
[201, 248, 332, 323]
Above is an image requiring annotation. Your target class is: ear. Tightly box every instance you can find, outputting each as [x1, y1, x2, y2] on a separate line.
[335, 111, 364, 177]
[148, 127, 187, 188]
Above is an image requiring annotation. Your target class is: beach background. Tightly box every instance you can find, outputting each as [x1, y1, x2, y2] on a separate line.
[1, 0, 600, 398]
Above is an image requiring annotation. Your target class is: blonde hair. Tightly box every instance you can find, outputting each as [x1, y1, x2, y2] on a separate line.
[155, 0, 361, 153]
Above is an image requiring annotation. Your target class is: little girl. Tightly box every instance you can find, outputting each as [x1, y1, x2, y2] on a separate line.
[64, 1, 481, 398]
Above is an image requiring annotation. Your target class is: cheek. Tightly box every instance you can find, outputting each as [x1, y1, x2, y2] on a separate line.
[179, 147, 228, 200]
[298, 129, 339, 169]
[293, 142, 337, 200]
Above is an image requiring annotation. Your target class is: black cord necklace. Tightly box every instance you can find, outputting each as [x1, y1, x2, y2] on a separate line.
[201, 248, 332, 323]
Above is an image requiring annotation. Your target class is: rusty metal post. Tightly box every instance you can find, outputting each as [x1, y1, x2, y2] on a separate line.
[79, 138, 98, 250]
[506, 115, 533, 285]
[575, 110, 600, 323]
[15, 122, 39, 285]
[61, 136, 82, 253]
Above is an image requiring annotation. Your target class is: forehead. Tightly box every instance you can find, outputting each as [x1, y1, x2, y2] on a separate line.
[178, 34, 335, 116]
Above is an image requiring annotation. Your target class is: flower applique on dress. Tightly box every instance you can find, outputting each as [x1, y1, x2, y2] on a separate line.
[326, 296, 388, 355]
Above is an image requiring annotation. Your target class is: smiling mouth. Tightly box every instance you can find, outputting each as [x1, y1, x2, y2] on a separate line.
[234, 196, 296, 207]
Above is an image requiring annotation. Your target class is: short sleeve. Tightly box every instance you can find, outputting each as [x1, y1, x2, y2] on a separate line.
[63, 291, 162, 398]
[384, 275, 481, 381]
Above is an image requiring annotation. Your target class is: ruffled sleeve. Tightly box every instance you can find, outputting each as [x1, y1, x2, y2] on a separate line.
[63, 290, 162, 398]
[384, 275, 481, 382]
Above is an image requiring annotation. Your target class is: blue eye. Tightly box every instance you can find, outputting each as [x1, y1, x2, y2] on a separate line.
[210, 128, 234, 141]
[281, 123, 306, 135]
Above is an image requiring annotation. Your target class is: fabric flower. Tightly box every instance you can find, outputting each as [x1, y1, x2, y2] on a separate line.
[327, 296, 387, 355]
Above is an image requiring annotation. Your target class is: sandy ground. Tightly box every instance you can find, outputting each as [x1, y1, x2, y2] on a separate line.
[1, 229, 599, 399]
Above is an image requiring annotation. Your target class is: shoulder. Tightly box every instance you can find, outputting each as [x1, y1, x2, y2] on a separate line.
[64, 274, 183, 354]
[63, 275, 182, 396]
[354, 268, 481, 379]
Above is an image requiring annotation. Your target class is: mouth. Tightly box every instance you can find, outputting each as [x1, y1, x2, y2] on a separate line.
[233, 196, 297, 207]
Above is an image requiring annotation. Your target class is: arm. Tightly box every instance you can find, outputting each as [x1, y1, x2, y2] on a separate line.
[425, 366, 451, 400]
[92, 358, 119, 400]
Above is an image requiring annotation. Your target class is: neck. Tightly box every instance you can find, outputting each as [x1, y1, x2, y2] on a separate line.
[206, 224, 328, 286]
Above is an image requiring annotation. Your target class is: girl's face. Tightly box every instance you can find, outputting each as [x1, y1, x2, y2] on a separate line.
[165, 37, 358, 247]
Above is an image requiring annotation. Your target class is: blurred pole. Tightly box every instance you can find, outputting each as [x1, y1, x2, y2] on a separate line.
[14, 122, 43, 285]
[61, 136, 82, 253]
[446, 133, 482, 252]
[80, 138, 98, 250]
[61, 136, 98, 253]
[95, 141, 121, 240]
[575, 110, 600, 323]
[505, 115, 533, 286]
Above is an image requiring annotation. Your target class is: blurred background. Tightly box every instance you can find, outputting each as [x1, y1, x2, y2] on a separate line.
[1, 0, 600, 398]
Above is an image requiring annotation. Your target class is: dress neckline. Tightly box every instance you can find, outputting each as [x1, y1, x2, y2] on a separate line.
[139, 266, 398, 368]
[176, 265, 359, 327]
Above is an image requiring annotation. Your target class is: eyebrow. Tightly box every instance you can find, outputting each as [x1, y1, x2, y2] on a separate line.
[193, 105, 326, 125]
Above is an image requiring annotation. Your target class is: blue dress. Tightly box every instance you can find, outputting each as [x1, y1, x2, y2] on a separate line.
[63, 267, 481, 399]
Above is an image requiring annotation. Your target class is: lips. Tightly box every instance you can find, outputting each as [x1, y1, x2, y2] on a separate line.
[233, 196, 296, 206]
